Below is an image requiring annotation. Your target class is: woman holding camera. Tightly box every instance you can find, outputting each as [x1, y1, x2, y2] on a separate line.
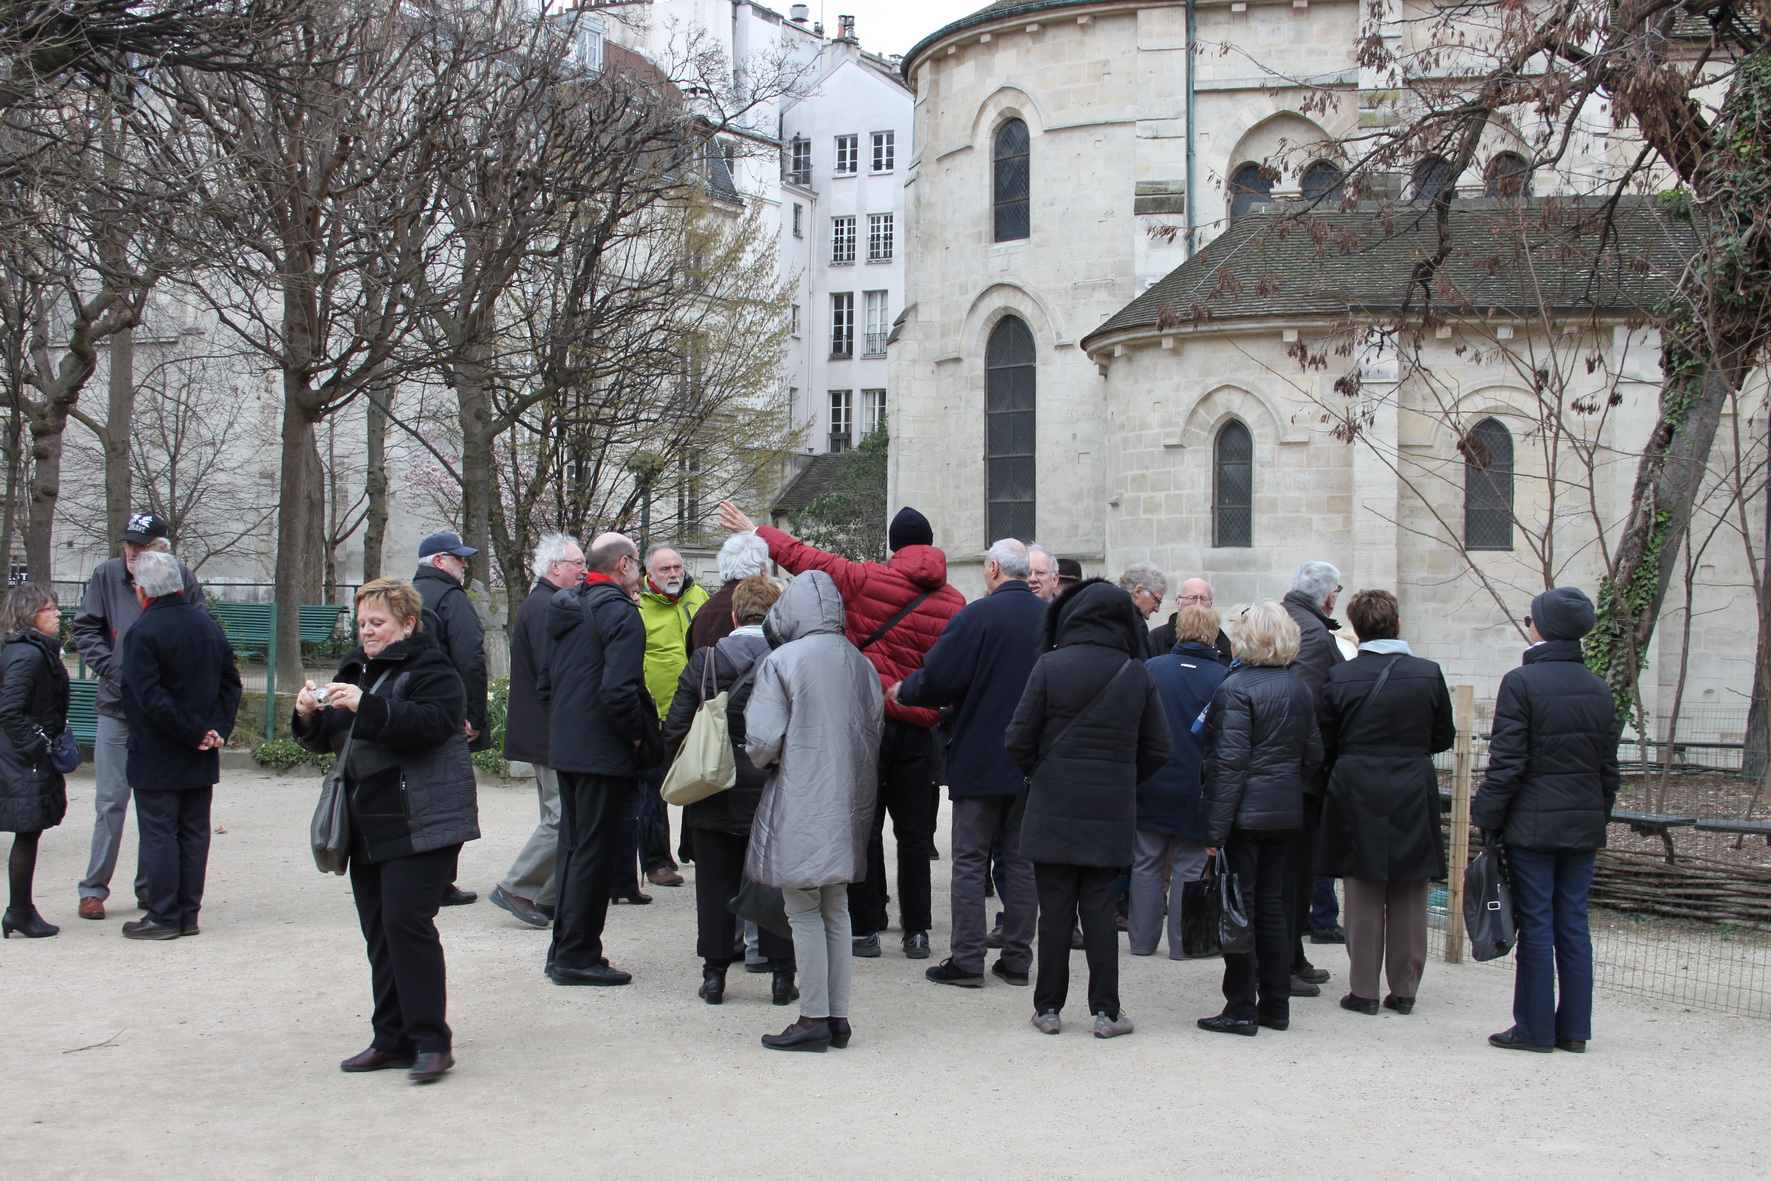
[293, 578, 479, 1084]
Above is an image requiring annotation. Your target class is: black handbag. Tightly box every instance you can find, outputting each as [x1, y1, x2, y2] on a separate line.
[1179, 854, 1253, 958]
[47, 727, 81, 774]
[1464, 834, 1516, 961]
[727, 876, 792, 940]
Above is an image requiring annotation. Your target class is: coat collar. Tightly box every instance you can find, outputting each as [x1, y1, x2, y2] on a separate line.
[341, 627, 439, 675]
[1522, 639, 1587, 666]
[1283, 589, 1340, 631]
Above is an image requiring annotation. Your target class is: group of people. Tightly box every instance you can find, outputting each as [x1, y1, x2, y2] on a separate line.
[0, 496, 1622, 1082]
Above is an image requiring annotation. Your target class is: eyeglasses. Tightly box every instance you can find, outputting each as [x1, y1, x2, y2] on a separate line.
[1177, 594, 1212, 605]
[557, 558, 587, 568]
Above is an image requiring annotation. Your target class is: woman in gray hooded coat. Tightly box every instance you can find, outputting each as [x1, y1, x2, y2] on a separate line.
[745, 569, 884, 1052]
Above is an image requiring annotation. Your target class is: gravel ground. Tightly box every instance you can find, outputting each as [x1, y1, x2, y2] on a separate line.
[2, 768, 1767, 1180]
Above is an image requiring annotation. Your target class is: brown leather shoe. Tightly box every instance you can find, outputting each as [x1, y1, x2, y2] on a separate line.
[340, 1046, 417, 1073]
[78, 897, 105, 920]
[121, 918, 180, 940]
[180, 924, 200, 937]
[408, 1051, 454, 1083]
[646, 867, 685, 887]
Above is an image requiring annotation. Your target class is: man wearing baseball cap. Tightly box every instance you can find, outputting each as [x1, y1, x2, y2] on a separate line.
[414, 531, 490, 908]
[70, 512, 203, 920]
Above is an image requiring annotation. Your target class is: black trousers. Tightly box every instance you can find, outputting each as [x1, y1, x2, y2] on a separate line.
[134, 786, 212, 929]
[1033, 862, 1120, 1018]
[850, 719, 937, 937]
[689, 826, 794, 966]
[1222, 829, 1297, 1022]
[551, 771, 637, 971]
[1285, 792, 1325, 972]
[350, 842, 458, 1055]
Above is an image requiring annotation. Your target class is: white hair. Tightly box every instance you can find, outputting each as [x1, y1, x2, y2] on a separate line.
[420, 553, 450, 569]
[719, 531, 770, 582]
[1291, 561, 1341, 609]
[133, 549, 184, 598]
[986, 538, 1031, 579]
[1117, 561, 1167, 600]
[530, 532, 580, 580]
[1028, 543, 1054, 567]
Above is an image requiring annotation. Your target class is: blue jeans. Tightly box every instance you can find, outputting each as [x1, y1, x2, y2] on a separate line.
[1311, 876, 1340, 930]
[1507, 847, 1596, 1045]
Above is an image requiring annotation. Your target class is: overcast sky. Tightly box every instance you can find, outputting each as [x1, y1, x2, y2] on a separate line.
[802, 0, 962, 59]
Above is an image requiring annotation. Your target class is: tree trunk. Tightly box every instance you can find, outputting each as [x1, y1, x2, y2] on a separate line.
[0, 398, 21, 580]
[274, 386, 325, 678]
[361, 388, 387, 583]
[24, 409, 64, 582]
[103, 326, 134, 550]
[455, 365, 507, 670]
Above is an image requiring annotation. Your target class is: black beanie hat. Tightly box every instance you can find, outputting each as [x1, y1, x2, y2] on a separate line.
[888, 506, 934, 552]
[1530, 586, 1597, 642]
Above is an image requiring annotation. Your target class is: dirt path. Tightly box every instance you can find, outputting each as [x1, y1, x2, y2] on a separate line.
[3, 769, 1766, 1179]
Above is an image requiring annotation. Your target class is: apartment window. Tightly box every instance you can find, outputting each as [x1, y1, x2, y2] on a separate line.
[1228, 163, 1272, 222]
[831, 216, 856, 263]
[1463, 417, 1515, 550]
[993, 119, 1030, 242]
[863, 291, 889, 356]
[788, 136, 811, 186]
[830, 293, 854, 358]
[790, 303, 800, 336]
[862, 388, 886, 436]
[985, 316, 1036, 541]
[867, 213, 894, 261]
[676, 456, 702, 538]
[835, 134, 858, 174]
[792, 202, 803, 236]
[871, 130, 895, 172]
[1214, 420, 1253, 548]
[829, 390, 853, 452]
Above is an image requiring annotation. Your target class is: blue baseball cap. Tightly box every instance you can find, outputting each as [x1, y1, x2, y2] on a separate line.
[418, 531, 478, 558]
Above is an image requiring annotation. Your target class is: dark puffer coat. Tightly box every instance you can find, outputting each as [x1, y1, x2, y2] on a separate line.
[293, 629, 480, 863]
[1316, 650, 1455, 881]
[1472, 640, 1620, 851]
[1200, 664, 1324, 843]
[0, 628, 70, 833]
[1005, 579, 1172, 867]
[1137, 641, 1228, 840]
[538, 577, 661, 776]
[414, 564, 490, 751]
[663, 628, 771, 835]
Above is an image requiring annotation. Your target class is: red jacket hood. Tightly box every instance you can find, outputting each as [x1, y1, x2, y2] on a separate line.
[887, 544, 948, 590]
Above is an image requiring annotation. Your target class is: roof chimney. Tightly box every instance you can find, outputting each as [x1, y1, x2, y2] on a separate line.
[838, 14, 856, 41]
[789, 3, 808, 22]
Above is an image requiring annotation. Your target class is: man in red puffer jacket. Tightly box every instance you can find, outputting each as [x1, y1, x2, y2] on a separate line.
[717, 499, 965, 960]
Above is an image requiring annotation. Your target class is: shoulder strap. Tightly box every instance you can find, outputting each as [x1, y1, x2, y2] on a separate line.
[1043, 658, 1137, 761]
[1336, 656, 1400, 741]
[858, 589, 936, 651]
[336, 668, 395, 771]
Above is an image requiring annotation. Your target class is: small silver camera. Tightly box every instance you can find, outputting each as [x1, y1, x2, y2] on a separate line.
[315, 687, 331, 707]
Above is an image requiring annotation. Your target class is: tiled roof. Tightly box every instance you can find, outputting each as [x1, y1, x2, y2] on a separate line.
[1082, 197, 1696, 349]
[772, 453, 850, 514]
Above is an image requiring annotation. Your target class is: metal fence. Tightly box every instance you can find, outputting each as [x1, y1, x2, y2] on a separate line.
[1430, 689, 1771, 1021]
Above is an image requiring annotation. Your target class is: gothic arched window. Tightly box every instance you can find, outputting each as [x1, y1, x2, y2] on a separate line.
[1228, 163, 1272, 222]
[1412, 155, 1453, 202]
[1463, 417, 1515, 551]
[993, 119, 1030, 242]
[1484, 152, 1532, 200]
[1214, 420, 1253, 548]
[985, 316, 1036, 541]
[1301, 160, 1345, 204]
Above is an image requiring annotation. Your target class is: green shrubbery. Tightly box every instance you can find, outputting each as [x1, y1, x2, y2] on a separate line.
[251, 738, 334, 772]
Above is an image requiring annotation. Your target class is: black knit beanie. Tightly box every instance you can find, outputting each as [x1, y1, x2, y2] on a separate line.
[1530, 586, 1596, 642]
[888, 506, 934, 552]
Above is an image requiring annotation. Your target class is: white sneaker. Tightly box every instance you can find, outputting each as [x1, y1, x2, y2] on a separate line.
[1031, 1010, 1062, 1035]
[1093, 1010, 1134, 1039]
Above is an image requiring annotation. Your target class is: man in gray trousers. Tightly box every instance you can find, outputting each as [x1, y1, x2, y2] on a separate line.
[72, 512, 202, 920]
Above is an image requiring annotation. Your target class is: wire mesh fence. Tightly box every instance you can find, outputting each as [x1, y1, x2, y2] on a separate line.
[1430, 691, 1771, 1020]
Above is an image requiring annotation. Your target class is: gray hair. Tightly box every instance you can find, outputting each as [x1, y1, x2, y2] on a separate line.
[1028, 543, 1054, 568]
[1291, 561, 1341, 609]
[643, 541, 682, 572]
[133, 550, 185, 598]
[1117, 561, 1167, 600]
[719, 531, 770, 582]
[985, 538, 1031, 579]
[530, 532, 580, 580]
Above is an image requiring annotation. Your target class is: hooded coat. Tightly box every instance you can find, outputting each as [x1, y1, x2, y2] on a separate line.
[744, 571, 884, 889]
[1005, 579, 1173, 867]
[0, 628, 69, 833]
[757, 525, 965, 727]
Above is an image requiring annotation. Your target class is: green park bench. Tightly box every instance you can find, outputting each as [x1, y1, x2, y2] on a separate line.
[66, 678, 98, 747]
[210, 602, 350, 661]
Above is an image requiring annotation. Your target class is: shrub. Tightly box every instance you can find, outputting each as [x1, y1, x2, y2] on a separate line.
[473, 748, 509, 777]
[251, 738, 334, 772]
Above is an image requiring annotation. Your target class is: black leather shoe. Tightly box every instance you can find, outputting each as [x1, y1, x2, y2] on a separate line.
[925, 958, 985, 987]
[698, 966, 727, 1005]
[1297, 965, 1331, 984]
[985, 923, 1005, 949]
[828, 1018, 852, 1048]
[903, 931, 930, 959]
[440, 885, 477, 907]
[611, 889, 653, 905]
[1488, 1029, 1553, 1053]
[1383, 994, 1416, 1015]
[1310, 925, 1347, 944]
[771, 970, 799, 1006]
[550, 961, 633, 986]
[1556, 1039, 1587, 1053]
[1341, 993, 1380, 1015]
[851, 933, 880, 957]
[180, 923, 200, 937]
[1197, 1014, 1258, 1037]
[121, 918, 181, 940]
[1290, 976, 1322, 998]
[1257, 1014, 1290, 1031]
[2, 907, 59, 938]
[761, 1019, 830, 1052]
[991, 959, 1030, 986]
[408, 1052, 454, 1083]
[489, 885, 550, 928]
[340, 1046, 417, 1073]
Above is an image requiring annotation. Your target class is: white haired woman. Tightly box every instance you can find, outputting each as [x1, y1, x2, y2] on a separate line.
[1196, 600, 1323, 1037]
[689, 531, 773, 654]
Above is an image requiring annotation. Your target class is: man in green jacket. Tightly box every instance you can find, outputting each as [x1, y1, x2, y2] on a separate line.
[626, 542, 709, 890]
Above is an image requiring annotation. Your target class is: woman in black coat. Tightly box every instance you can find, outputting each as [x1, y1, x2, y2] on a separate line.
[293, 578, 479, 1085]
[661, 576, 797, 1007]
[0, 584, 71, 939]
[1316, 590, 1454, 1016]
[1005, 579, 1171, 1038]
[1197, 599, 1323, 1037]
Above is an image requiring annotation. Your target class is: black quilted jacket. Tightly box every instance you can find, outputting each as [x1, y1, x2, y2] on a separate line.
[1201, 663, 1324, 843]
